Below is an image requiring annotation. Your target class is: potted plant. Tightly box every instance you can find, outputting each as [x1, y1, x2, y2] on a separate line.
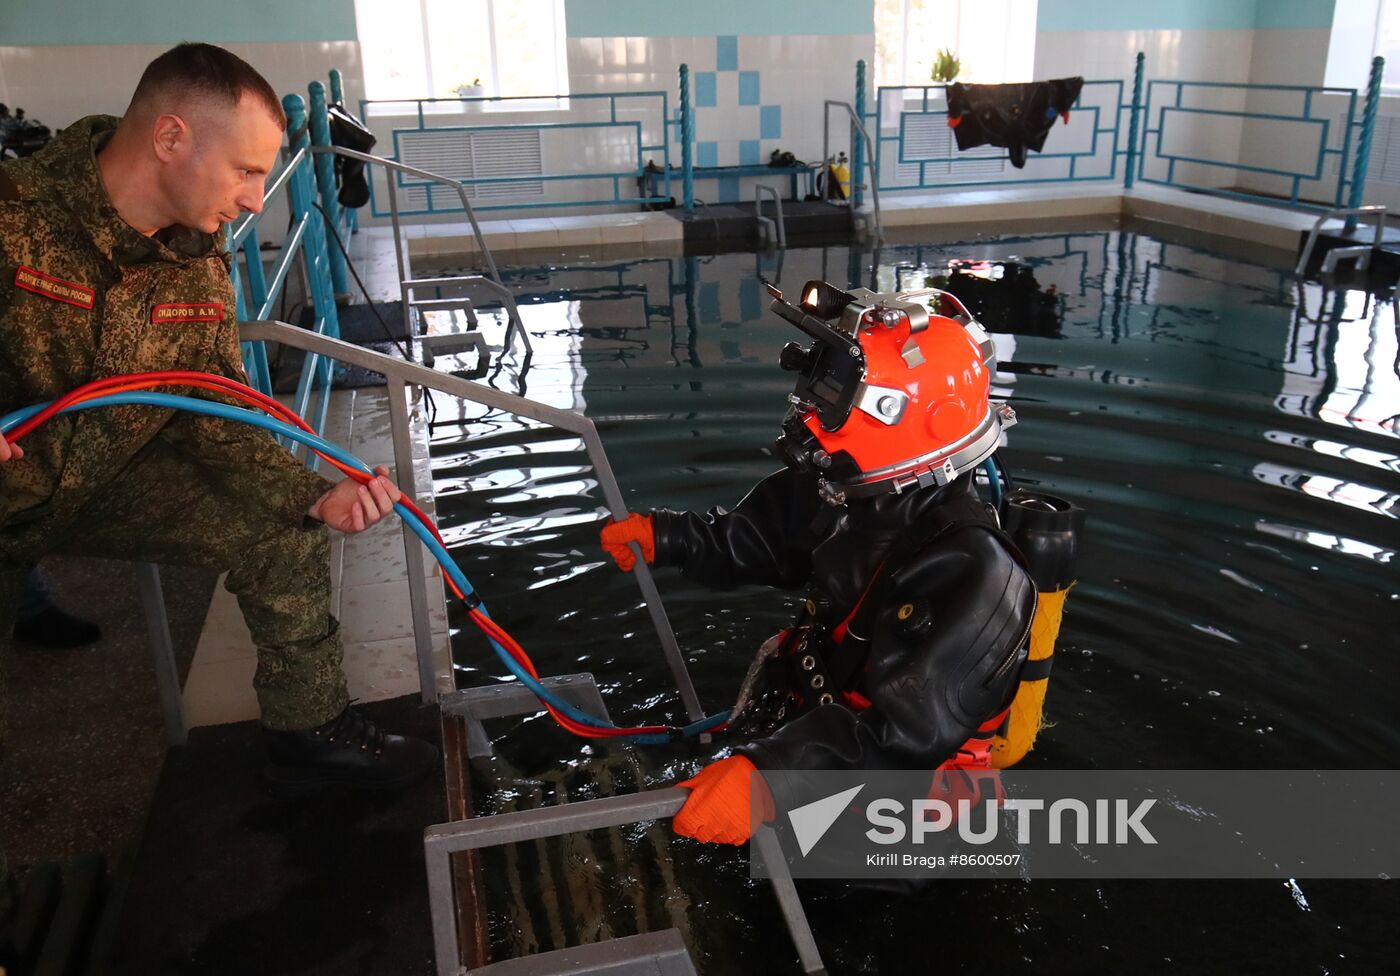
[453, 78, 484, 99]
[931, 48, 961, 84]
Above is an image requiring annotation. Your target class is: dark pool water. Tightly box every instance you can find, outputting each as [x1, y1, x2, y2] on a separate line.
[425, 229, 1400, 974]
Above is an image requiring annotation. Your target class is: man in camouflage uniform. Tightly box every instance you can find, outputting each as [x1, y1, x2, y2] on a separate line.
[0, 45, 437, 893]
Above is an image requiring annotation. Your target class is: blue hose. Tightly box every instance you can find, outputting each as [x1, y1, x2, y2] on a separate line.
[2, 392, 727, 742]
[981, 457, 1002, 509]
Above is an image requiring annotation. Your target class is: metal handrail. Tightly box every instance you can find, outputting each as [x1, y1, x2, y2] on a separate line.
[822, 99, 883, 241]
[422, 788, 825, 976]
[237, 319, 704, 724]
[1295, 205, 1387, 277]
[308, 145, 533, 361]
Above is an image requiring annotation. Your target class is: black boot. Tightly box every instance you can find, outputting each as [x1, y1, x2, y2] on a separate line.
[262, 706, 439, 795]
[12, 605, 102, 649]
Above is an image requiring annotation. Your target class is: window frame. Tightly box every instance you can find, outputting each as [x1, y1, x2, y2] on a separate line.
[355, 0, 570, 108]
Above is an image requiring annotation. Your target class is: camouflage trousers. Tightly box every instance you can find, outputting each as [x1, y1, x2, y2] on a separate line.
[0, 437, 349, 756]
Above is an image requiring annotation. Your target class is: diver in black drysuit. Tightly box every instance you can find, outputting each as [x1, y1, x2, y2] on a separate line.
[651, 465, 1036, 774]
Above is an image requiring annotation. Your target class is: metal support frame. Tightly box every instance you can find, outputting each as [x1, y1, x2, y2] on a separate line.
[753, 827, 826, 975]
[470, 930, 696, 976]
[821, 100, 883, 241]
[1295, 205, 1387, 278]
[440, 674, 612, 758]
[237, 319, 703, 721]
[136, 563, 187, 746]
[423, 789, 826, 976]
[754, 184, 787, 249]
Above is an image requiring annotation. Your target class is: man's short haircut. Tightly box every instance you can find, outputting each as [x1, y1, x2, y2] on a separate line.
[129, 43, 285, 129]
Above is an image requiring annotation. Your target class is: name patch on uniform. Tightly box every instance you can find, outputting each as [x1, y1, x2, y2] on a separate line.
[151, 303, 223, 324]
[14, 265, 95, 310]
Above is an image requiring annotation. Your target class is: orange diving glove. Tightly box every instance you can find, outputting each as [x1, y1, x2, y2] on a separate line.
[599, 512, 655, 572]
[673, 755, 774, 845]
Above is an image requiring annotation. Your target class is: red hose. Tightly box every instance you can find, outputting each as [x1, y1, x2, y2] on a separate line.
[9, 370, 678, 740]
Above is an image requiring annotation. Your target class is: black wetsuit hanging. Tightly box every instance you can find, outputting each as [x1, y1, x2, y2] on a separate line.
[946, 77, 1084, 169]
[327, 103, 377, 208]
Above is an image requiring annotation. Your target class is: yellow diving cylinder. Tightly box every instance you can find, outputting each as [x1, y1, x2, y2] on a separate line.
[831, 152, 851, 200]
[990, 489, 1084, 769]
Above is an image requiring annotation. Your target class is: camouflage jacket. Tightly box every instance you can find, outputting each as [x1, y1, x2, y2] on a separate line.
[0, 115, 328, 560]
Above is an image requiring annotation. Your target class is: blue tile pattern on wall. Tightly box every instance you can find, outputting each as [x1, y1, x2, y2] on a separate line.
[739, 71, 760, 106]
[686, 35, 800, 187]
[717, 35, 738, 71]
[695, 71, 717, 108]
[760, 105, 782, 139]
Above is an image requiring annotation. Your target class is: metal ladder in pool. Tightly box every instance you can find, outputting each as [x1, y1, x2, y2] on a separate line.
[261, 148, 829, 975]
[754, 99, 885, 250]
[233, 317, 828, 976]
[1295, 205, 1389, 280]
[314, 146, 536, 375]
[823, 100, 884, 243]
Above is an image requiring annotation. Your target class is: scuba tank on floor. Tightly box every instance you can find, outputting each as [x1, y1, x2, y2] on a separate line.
[990, 488, 1084, 768]
[817, 152, 851, 202]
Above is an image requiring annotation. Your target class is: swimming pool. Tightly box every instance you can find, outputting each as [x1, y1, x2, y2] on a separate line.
[423, 227, 1400, 973]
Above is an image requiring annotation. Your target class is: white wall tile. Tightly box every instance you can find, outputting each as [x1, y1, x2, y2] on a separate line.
[1247, 28, 1331, 87]
[570, 36, 604, 74]
[601, 37, 628, 72]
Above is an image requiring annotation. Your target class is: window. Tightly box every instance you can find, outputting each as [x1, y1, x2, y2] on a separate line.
[874, 0, 1038, 88]
[1326, 0, 1400, 93]
[1373, 1, 1400, 93]
[355, 0, 569, 102]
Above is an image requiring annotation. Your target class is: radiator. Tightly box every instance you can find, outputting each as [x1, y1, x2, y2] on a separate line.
[396, 127, 545, 208]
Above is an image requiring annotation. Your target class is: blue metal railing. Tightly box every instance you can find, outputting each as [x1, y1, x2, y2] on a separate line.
[308, 80, 349, 296]
[1344, 57, 1385, 232]
[356, 92, 672, 217]
[679, 64, 694, 211]
[847, 53, 1384, 219]
[227, 92, 342, 464]
[859, 76, 1133, 193]
[1135, 78, 1362, 211]
[1124, 53, 1145, 190]
[853, 59, 867, 208]
[327, 68, 360, 239]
